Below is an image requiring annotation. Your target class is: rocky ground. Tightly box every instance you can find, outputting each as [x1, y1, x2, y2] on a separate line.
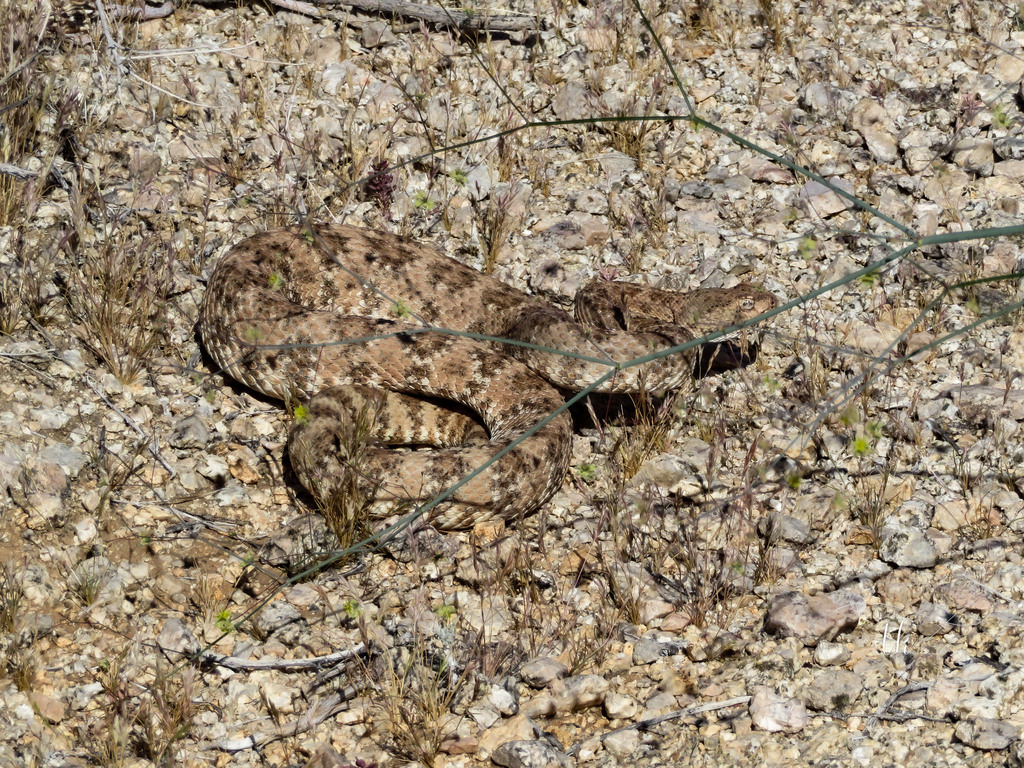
[2, 0, 1024, 765]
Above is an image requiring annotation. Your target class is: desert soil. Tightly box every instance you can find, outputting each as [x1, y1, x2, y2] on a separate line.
[2, 0, 1024, 766]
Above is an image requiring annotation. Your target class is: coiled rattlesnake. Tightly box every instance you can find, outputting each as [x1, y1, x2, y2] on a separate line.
[199, 224, 776, 529]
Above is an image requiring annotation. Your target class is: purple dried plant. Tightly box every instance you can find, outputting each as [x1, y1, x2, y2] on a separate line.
[365, 159, 396, 220]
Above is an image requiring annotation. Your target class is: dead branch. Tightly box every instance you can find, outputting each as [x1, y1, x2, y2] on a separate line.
[200, 643, 367, 672]
[0, 163, 37, 180]
[322, 0, 542, 32]
[119, 0, 541, 32]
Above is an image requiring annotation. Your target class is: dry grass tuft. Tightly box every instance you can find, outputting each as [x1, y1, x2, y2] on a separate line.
[608, 390, 682, 481]
[294, 396, 381, 554]
[369, 636, 467, 765]
[478, 183, 525, 273]
[0, 563, 38, 693]
[87, 650, 198, 767]
[62, 189, 174, 385]
[0, 2, 55, 225]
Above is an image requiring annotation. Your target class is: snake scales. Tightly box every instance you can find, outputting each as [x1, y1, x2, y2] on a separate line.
[198, 224, 776, 528]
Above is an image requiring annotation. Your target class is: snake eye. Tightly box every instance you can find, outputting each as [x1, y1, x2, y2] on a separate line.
[742, 298, 755, 311]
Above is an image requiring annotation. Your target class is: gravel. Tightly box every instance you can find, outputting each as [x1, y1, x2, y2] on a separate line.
[2, 0, 1024, 766]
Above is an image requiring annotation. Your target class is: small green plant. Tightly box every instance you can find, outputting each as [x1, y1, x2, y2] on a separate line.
[448, 168, 467, 184]
[215, 610, 235, 634]
[851, 419, 883, 457]
[343, 598, 363, 619]
[839, 405, 859, 427]
[68, 560, 112, 607]
[413, 190, 435, 210]
[858, 269, 880, 287]
[392, 298, 412, 318]
[433, 604, 456, 620]
[991, 102, 1012, 130]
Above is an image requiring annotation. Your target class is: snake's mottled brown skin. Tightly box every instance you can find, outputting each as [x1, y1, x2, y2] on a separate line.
[199, 224, 777, 528]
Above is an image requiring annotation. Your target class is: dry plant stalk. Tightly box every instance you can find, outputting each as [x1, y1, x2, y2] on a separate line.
[294, 394, 382, 552]
[63, 201, 174, 384]
[369, 638, 466, 765]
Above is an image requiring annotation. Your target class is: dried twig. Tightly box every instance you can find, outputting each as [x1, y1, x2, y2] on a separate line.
[323, 0, 542, 31]
[568, 696, 752, 755]
[200, 643, 367, 671]
[129, 0, 541, 32]
[864, 682, 932, 731]
[0, 163, 37, 180]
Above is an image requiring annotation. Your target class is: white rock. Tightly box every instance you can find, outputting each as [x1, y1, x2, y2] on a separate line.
[848, 98, 898, 163]
[749, 686, 808, 733]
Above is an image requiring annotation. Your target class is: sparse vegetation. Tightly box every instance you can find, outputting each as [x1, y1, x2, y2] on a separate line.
[611, 391, 682, 480]
[293, 393, 382, 554]
[61, 191, 174, 384]
[0, 3, 60, 226]
[477, 183, 524, 273]
[0, 563, 22, 633]
[89, 652, 197, 768]
[0, 0, 1023, 764]
[369, 633, 467, 766]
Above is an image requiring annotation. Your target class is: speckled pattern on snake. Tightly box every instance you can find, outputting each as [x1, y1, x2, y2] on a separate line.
[198, 224, 777, 529]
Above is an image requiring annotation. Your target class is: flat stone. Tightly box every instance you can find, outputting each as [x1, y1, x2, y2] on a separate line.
[764, 590, 865, 645]
[547, 674, 609, 712]
[848, 98, 898, 163]
[955, 717, 1018, 750]
[802, 668, 863, 712]
[28, 692, 65, 723]
[992, 54, 1024, 84]
[603, 728, 640, 757]
[604, 692, 639, 720]
[749, 686, 808, 733]
[878, 526, 938, 568]
[798, 178, 856, 218]
[953, 138, 994, 176]
[521, 658, 567, 689]
[490, 740, 570, 768]
[916, 601, 956, 636]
